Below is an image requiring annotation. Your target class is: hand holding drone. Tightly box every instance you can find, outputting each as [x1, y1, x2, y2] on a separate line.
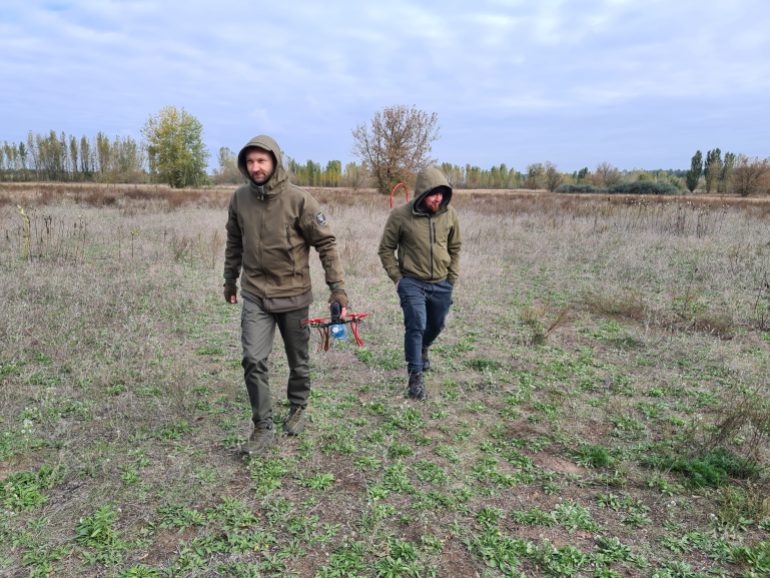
[302, 302, 369, 351]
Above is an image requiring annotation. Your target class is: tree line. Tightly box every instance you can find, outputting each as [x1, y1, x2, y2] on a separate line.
[686, 148, 770, 197]
[0, 128, 692, 193]
[1, 131, 145, 183]
[0, 106, 211, 187]
[2, 105, 768, 195]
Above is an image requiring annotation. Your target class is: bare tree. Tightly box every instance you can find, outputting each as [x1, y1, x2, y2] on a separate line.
[110, 135, 145, 183]
[352, 105, 439, 195]
[544, 161, 563, 192]
[524, 163, 545, 189]
[733, 155, 770, 197]
[212, 146, 241, 185]
[592, 162, 622, 187]
[340, 162, 368, 191]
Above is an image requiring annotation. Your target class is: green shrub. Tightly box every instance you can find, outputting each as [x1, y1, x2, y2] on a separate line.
[0, 465, 61, 511]
[555, 184, 605, 194]
[573, 443, 614, 468]
[608, 181, 679, 195]
[643, 447, 762, 488]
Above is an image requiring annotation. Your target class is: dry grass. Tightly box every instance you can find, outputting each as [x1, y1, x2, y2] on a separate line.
[1, 183, 769, 577]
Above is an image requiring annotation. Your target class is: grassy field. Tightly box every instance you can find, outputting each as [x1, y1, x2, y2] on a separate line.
[1, 184, 769, 577]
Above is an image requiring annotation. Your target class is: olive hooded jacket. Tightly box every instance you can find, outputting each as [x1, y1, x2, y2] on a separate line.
[224, 135, 345, 305]
[378, 167, 461, 285]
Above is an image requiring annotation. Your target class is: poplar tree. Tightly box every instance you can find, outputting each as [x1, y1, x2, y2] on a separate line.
[79, 136, 93, 176]
[718, 152, 735, 194]
[704, 148, 722, 193]
[213, 147, 241, 185]
[686, 150, 702, 192]
[69, 136, 79, 181]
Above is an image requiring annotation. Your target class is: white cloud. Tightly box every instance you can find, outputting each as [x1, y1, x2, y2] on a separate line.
[2, 0, 769, 169]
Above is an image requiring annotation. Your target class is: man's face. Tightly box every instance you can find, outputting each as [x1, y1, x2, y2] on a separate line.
[245, 148, 274, 185]
[423, 191, 443, 213]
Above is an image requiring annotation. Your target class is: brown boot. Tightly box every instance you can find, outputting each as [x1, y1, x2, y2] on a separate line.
[283, 405, 307, 436]
[241, 422, 275, 456]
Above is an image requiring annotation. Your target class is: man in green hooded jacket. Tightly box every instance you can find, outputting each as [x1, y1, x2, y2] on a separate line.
[378, 166, 461, 400]
[224, 135, 349, 454]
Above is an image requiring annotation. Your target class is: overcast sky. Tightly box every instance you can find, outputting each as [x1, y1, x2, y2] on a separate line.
[3, 0, 769, 173]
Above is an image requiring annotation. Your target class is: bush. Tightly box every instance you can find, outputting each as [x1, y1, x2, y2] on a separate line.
[607, 181, 679, 195]
[555, 184, 605, 194]
[557, 180, 682, 196]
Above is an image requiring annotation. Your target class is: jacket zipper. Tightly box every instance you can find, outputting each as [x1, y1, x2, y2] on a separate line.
[429, 217, 436, 280]
[257, 193, 265, 272]
[286, 225, 296, 274]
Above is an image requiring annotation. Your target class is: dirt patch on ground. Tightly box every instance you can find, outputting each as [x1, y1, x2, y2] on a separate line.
[136, 526, 198, 567]
[0, 461, 14, 480]
[434, 536, 483, 577]
[533, 453, 585, 476]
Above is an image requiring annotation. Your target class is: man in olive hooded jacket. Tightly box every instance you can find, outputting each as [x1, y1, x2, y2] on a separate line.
[224, 135, 349, 454]
[378, 166, 461, 400]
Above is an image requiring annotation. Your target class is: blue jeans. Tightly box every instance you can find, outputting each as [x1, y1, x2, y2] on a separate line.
[397, 276, 453, 374]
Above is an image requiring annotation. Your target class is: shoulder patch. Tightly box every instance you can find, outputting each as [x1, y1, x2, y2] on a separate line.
[315, 212, 327, 226]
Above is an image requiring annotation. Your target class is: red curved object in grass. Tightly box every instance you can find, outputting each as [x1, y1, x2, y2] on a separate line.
[389, 182, 409, 209]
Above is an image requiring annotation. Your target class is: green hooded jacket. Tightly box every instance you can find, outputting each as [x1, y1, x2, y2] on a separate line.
[224, 135, 345, 303]
[378, 166, 461, 284]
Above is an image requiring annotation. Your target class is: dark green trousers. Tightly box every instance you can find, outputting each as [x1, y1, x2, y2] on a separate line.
[241, 296, 310, 427]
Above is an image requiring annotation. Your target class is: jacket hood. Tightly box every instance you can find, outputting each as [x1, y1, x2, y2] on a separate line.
[413, 166, 452, 212]
[237, 134, 288, 193]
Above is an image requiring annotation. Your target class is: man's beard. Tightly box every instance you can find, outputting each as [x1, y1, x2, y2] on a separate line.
[250, 172, 271, 185]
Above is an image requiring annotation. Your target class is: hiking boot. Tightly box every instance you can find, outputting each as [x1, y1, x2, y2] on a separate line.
[407, 372, 426, 401]
[421, 347, 431, 372]
[283, 405, 307, 436]
[241, 423, 275, 456]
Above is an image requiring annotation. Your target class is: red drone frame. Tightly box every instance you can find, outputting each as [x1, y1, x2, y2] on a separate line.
[302, 304, 369, 351]
[390, 181, 409, 208]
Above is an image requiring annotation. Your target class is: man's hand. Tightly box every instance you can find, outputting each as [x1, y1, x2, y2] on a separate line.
[223, 280, 238, 304]
[328, 288, 349, 309]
